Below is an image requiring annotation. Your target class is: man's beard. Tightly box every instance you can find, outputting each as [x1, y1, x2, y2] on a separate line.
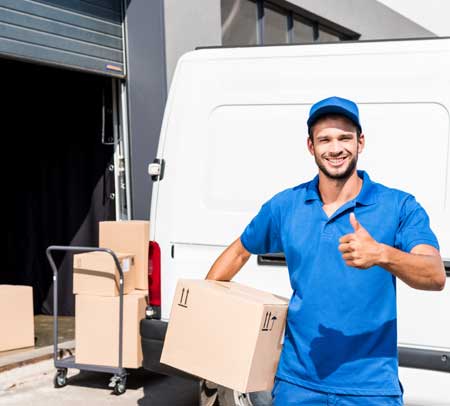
[314, 153, 358, 180]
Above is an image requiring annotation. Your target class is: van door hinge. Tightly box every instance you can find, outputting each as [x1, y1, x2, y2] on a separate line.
[148, 158, 165, 181]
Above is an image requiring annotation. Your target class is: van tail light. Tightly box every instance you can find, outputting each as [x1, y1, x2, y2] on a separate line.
[146, 240, 161, 319]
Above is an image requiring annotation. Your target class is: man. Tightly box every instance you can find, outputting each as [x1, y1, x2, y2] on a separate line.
[205, 96, 446, 405]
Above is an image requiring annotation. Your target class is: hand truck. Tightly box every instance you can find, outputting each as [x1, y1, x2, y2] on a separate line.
[46, 246, 128, 395]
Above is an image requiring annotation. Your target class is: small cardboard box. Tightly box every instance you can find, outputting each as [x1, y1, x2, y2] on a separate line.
[160, 279, 289, 393]
[73, 251, 135, 296]
[0, 285, 35, 352]
[75, 290, 147, 368]
[99, 221, 149, 290]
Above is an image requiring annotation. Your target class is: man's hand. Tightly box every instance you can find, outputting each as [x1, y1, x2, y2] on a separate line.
[338, 213, 382, 269]
[338, 213, 445, 290]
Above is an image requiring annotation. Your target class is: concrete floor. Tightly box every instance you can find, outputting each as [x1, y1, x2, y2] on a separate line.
[0, 316, 202, 405]
[0, 359, 201, 406]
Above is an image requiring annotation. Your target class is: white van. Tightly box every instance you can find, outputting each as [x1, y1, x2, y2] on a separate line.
[140, 37, 450, 405]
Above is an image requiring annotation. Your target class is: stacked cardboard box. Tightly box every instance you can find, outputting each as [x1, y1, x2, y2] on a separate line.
[99, 220, 149, 291]
[0, 285, 35, 352]
[74, 221, 149, 368]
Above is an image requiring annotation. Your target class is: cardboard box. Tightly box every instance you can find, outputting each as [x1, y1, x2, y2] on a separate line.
[160, 279, 289, 393]
[73, 251, 135, 296]
[0, 285, 34, 352]
[99, 221, 149, 290]
[75, 290, 147, 368]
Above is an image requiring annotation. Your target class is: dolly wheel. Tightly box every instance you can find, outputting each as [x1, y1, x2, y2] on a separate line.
[113, 378, 126, 395]
[54, 369, 68, 388]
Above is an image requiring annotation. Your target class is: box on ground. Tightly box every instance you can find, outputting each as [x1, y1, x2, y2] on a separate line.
[99, 220, 149, 290]
[0, 285, 35, 352]
[75, 290, 147, 368]
[73, 251, 135, 296]
[160, 279, 289, 393]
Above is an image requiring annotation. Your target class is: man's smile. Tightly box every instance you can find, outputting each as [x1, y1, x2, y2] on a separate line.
[324, 156, 348, 167]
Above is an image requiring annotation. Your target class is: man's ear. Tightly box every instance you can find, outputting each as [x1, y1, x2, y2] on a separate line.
[358, 133, 365, 154]
[307, 136, 314, 156]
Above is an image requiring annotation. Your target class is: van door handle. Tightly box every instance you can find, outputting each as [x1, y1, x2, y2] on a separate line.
[257, 253, 286, 266]
[444, 260, 450, 277]
[148, 158, 165, 181]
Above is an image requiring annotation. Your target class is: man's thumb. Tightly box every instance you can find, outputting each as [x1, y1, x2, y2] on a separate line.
[350, 212, 361, 231]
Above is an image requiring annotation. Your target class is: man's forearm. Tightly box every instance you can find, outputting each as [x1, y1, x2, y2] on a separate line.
[376, 244, 446, 291]
[205, 238, 251, 281]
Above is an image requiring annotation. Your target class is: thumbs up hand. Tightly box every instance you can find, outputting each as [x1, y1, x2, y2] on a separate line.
[338, 213, 382, 269]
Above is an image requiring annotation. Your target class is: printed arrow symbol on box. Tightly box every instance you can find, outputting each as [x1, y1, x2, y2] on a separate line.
[269, 316, 277, 331]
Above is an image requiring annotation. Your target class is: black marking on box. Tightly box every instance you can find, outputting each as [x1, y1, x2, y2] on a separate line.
[178, 287, 189, 308]
[262, 311, 277, 331]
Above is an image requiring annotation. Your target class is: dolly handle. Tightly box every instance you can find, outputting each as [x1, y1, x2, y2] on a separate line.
[46, 246, 125, 370]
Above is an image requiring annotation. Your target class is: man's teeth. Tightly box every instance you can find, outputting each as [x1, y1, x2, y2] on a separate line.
[328, 157, 345, 163]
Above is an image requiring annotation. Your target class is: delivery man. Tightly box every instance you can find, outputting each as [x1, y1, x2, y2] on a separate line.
[205, 96, 446, 405]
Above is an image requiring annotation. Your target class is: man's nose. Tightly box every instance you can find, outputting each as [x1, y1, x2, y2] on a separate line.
[328, 140, 344, 155]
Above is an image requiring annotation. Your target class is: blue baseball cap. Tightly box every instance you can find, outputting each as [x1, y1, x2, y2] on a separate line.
[307, 96, 362, 133]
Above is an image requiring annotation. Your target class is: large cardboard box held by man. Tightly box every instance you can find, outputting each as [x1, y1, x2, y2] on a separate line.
[73, 251, 135, 296]
[160, 279, 289, 393]
[75, 290, 147, 368]
[0, 285, 34, 352]
[99, 221, 149, 290]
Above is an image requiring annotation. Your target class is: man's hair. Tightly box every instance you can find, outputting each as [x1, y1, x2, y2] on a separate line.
[308, 114, 362, 142]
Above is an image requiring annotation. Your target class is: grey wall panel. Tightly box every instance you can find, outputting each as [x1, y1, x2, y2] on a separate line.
[1, 8, 122, 49]
[82, 0, 121, 12]
[0, 0, 125, 77]
[33, 0, 121, 22]
[124, 0, 167, 220]
[1, 37, 124, 77]
[4, 0, 122, 36]
[2, 24, 123, 62]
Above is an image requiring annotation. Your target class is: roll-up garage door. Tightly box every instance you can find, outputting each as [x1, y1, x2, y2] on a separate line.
[0, 0, 126, 77]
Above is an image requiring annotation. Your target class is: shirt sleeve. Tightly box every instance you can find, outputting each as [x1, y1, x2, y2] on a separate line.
[394, 194, 440, 253]
[240, 198, 283, 255]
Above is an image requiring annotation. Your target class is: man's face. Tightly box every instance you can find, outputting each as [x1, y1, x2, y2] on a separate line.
[307, 116, 365, 180]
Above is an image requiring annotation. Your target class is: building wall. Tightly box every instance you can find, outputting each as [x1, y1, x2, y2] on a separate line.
[124, 0, 167, 219]
[162, 0, 435, 86]
[164, 0, 222, 90]
[124, 0, 221, 219]
[287, 0, 436, 40]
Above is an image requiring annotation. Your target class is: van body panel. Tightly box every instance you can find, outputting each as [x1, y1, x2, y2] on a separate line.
[148, 39, 450, 388]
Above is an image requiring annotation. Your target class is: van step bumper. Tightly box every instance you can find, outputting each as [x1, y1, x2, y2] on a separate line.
[140, 319, 198, 379]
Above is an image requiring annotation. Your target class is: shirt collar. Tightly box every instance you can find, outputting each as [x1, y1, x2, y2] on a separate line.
[304, 174, 321, 202]
[355, 170, 377, 206]
[304, 170, 377, 206]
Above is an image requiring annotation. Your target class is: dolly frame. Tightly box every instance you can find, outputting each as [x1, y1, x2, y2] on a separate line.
[46, 246, 128, 395]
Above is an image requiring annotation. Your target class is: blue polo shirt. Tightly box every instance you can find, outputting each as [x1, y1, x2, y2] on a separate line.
[240, 170, 439, 395]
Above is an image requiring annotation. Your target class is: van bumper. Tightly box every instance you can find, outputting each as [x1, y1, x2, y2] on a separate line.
[140, 319, 198, 379]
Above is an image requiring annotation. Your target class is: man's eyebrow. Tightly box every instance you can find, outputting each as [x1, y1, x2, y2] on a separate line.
[316, 132, 354, 140]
